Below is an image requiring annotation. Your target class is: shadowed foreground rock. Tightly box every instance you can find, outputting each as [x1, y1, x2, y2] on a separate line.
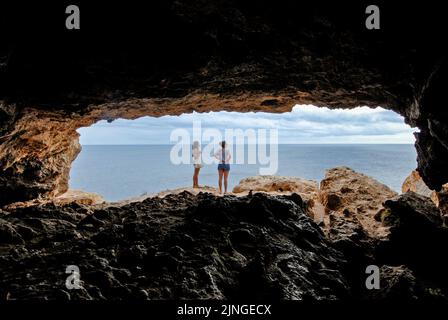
[232, 176, 322, 221]
[1, 190, 448, 300]
[375, 192, 448, 297]
[0, 192, 349, 300]
[402, 170, 448, 220]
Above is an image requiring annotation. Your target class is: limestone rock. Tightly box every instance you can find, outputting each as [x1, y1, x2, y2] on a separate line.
[319, 167, 397, 238]
[3, 189, 105, 211]
[232, 176, 323, 221]
[154, 186, 220, 198]
[54, 190, 105, 206]
[402, 170, 432, 197]
[233, 176, 318, 195]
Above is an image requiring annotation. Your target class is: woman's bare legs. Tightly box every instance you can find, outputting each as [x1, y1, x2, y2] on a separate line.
[193, 168, 200, 188]
[218, 169, 224, 194]
[223, 170, 229, 194]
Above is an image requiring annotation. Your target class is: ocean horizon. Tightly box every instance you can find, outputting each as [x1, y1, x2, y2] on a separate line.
[69, 144, 417, 201]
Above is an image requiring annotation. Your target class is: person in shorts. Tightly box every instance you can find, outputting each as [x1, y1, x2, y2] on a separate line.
[214, 140, 231, 194]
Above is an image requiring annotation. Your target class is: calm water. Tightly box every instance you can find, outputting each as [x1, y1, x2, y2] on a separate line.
[70, 144, 417, 201]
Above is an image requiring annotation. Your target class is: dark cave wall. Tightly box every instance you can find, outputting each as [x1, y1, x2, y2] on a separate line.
[0, 0, 447, 204]
[413, 60, 448, 190]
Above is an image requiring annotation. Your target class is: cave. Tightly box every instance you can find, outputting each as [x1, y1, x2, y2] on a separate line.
[68, 106, 416, 202]
[1, 0, 448, 302]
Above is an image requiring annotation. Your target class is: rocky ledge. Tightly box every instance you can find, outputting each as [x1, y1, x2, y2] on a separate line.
[0, 192, 349, 300]
[1, 168, 448, 300]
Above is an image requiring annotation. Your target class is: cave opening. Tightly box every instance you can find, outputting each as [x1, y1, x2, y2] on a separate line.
[68, 104, 418, 203]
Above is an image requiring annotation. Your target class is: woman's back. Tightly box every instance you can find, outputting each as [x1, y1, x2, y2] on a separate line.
[215, 147, 231, 164]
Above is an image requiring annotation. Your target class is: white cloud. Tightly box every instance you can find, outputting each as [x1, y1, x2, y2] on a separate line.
[78, 105, 417, 145]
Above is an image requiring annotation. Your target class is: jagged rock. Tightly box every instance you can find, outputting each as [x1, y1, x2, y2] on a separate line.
[377, 192, 448, 292]
[432, 186, 448, 223]
[154, 186, 220, 198]
[3, 189, 105, 211]
[325, 213, 376, 296]
[402, 170, 432, 198]
[319, 167, 397, 238]
[366, 265, 445, 300]
[0, 219, 24, 244]
[377, 266, 419, 300]
[54, 190, 105, 206]
[233, 176, 318, 195]
[402, 170, 448, 220]
[232, 176, 323, 222]
[2, 183, 448, 300]
[0, 192, 350, 300]
[0, 109, 83, 205]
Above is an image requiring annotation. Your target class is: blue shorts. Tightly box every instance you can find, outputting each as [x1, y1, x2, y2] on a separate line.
[218, 163, 230, 171]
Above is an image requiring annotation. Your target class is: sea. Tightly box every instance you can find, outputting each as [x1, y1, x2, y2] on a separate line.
[69, 144, 417, 201]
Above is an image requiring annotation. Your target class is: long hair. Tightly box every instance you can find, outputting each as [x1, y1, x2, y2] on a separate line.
[192, 141, 200, 150]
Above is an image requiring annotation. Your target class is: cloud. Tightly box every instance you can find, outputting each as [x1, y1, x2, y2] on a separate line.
[78, 105, 417, 145]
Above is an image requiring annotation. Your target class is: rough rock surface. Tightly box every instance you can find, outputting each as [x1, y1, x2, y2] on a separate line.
[432, 186, 448, 221]
[402, 171, 433, 198]
[154, 186, 221, 198]
[52, 190, 105, 206]
[402, 170, 448, 219]
[365, 265, 444, 300]
[0, 192, 350, 300]
[377, 192, 448, 293]
[233, 176, 318, 194]
[326, 190, 448, 299]
[319, 167, 397, 238]
[1, 189, 448, 300]
[1, 1, 447, 205]
[232, 176, 323, 221]
[2, 190, 105, 212]
[0, 0, 447, 301]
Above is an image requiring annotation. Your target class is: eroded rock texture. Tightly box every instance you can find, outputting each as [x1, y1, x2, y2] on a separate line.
[375, 192, 448, 296]
[232, 175, 322, 220]
[0, 1, 447, 204]
[1, 189, 447, 300]
[0, 1, 447, 301]
[320, 167, 397, 238]
[0, 192, 350, 300]
[402, 170, 448, 221]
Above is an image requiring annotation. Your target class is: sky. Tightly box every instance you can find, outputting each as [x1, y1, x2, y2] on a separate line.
[78, 104, 417, 145]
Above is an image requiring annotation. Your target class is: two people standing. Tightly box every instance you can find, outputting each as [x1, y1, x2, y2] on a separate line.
[192, 140, 231, 194]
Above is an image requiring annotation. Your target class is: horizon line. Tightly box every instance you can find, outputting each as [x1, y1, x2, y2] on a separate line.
[80, 143, 415, 146]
